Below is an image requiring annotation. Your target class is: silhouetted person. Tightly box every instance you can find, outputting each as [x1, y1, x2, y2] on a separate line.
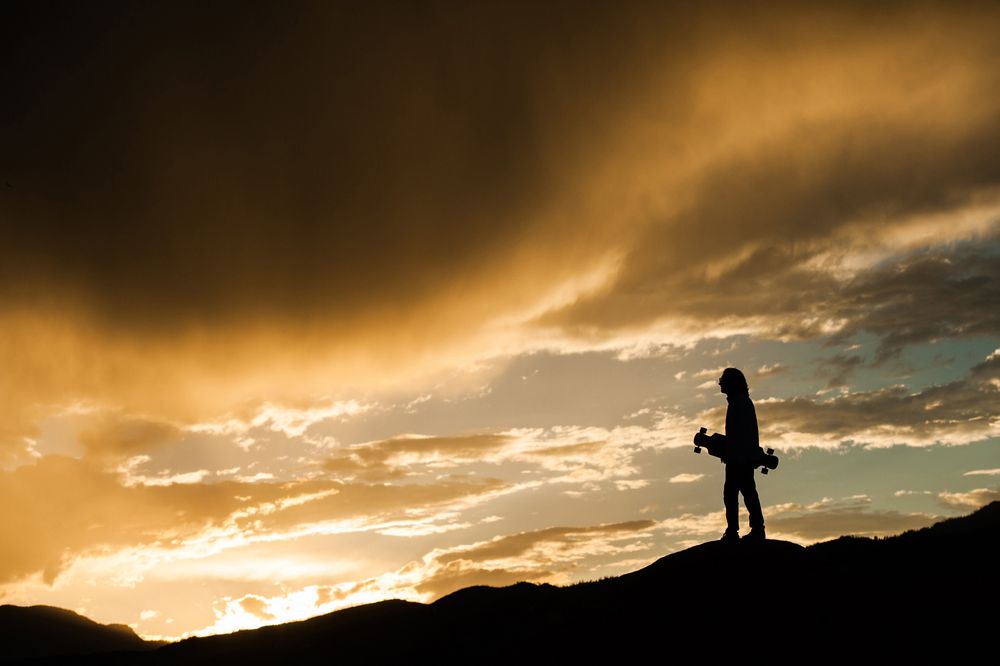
[718, 367, 765, 542]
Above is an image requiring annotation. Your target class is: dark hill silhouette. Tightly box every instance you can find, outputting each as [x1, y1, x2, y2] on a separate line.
[0, 605, 160, 662]
[12, 502, 998, 664]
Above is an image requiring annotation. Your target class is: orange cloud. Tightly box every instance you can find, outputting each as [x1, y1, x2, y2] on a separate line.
[0, 455, 508, 587]
[3, 4, 999, 463]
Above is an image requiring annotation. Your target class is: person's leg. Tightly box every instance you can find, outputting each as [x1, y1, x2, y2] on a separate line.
[723, 464, 740, 533]
[740, 467, 765, 530]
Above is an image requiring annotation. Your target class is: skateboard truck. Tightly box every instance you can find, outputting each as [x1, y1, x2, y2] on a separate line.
[694, 427, 706, 454]
[761, 448, 774, 474]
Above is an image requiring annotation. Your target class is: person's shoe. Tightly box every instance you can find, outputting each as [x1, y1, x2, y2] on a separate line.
[720, 529, 740, 543]
[744, 527, 766, 542]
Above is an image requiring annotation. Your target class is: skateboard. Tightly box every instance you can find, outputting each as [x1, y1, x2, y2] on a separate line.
[693, 427, 779, 474]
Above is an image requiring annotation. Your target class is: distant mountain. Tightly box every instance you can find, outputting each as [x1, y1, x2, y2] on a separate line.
[12, 502, 998, 663]
[0, 605, 159, 662]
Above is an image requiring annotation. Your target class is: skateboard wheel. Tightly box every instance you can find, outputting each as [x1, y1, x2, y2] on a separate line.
[761, 468, 768, 474]
[766, 448, 774, 455]
[694, 447, 701, 454]
[699, 427, 707, 434]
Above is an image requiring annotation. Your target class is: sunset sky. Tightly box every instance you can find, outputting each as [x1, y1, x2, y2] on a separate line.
[1, 1, 999, 640]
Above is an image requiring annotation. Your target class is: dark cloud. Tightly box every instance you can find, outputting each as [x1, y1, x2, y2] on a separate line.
[2, 2, 1000, 458]
[78, 414, 182, 461]
[433, 521, 655, 566]
[536, 4, 1000, 353]
[4, 2, 997, 343]
[0, 1, 686, 331]
[816, 353, 865, 389]
[414, 520, 655, 597]
[698, 352, 1000, 447]
[547, 222, 1000, 361]
[0, 1, 698, 455]
[767, 497, 936, 540]
[823, 243, 1000, 361]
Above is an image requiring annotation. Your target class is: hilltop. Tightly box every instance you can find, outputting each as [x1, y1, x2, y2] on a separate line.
[9, 502, 997, 663]
[0, 605, 159, 662]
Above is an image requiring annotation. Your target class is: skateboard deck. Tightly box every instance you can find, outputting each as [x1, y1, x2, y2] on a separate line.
[693, 427, 779, 473]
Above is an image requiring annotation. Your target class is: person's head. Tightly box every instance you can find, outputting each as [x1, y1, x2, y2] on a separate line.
[718, 367, 749, 396]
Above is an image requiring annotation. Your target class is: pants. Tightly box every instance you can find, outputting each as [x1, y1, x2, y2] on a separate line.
[724, 464, 764, 531]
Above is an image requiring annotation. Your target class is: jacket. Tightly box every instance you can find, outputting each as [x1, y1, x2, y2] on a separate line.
[724, 392, 759, 466]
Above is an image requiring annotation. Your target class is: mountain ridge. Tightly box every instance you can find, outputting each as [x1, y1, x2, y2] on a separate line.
[8, 502, 997, 663]
[0, 604, 160, 662]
